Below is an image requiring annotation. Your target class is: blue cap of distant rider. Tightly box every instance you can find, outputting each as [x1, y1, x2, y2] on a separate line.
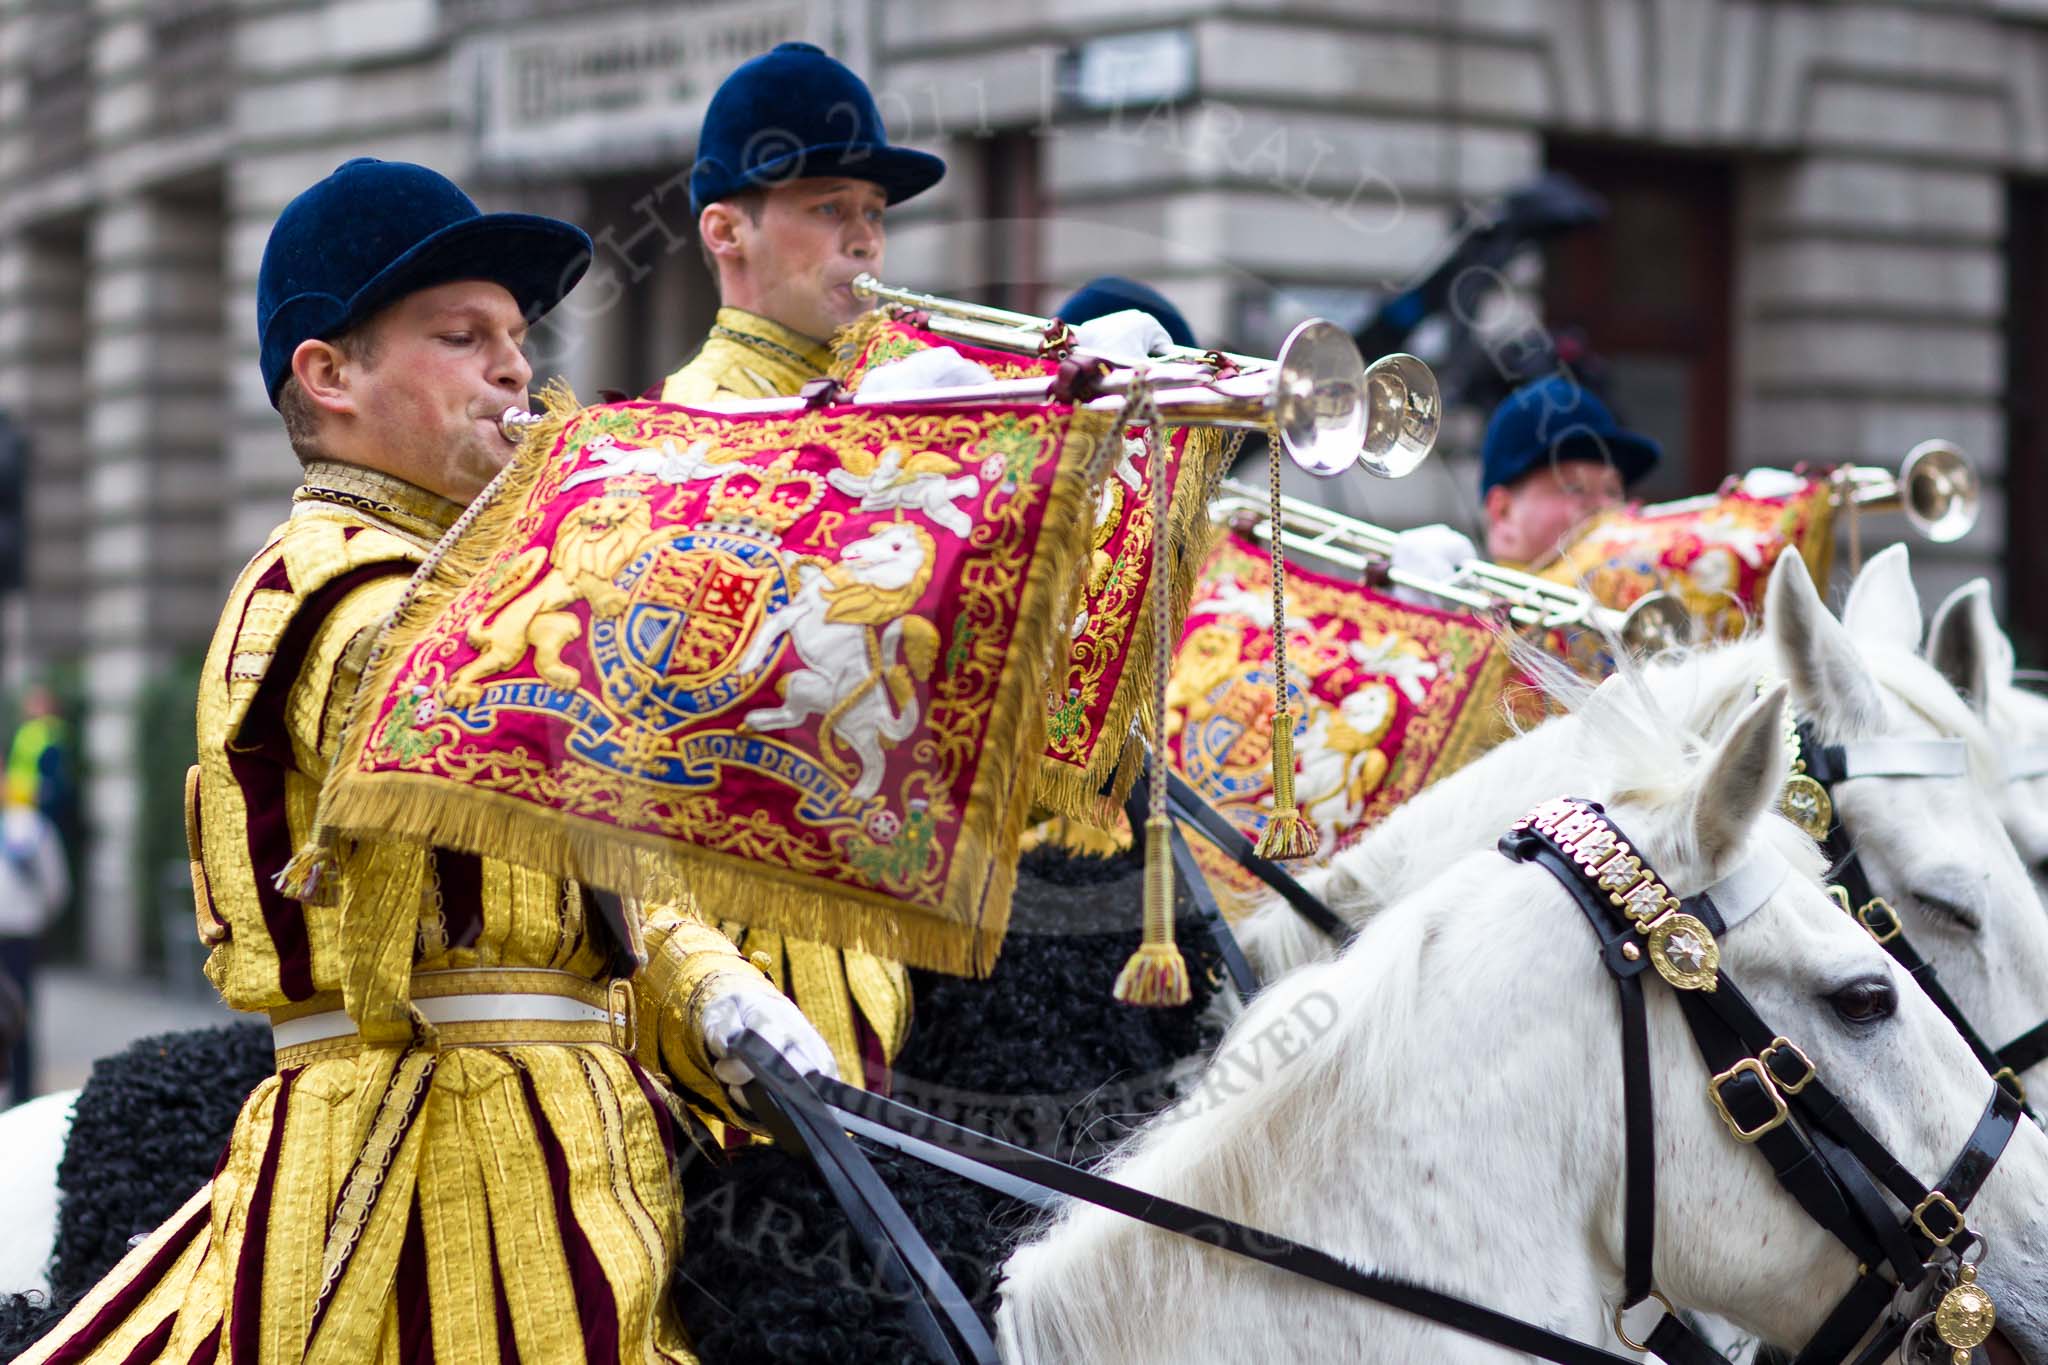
[1479, 375, 1660, 495]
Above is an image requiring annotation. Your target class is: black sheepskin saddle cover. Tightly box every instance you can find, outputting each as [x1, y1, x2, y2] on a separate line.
[1, 844, 1227, 1363]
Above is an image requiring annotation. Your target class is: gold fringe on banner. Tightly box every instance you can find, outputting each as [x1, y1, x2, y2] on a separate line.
[1032, 426, 1239, 829]
[312, 384, 1120, 979]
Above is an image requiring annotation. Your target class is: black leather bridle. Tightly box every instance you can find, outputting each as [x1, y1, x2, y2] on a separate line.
[730, 794, 2024, 1365]
[1793, 719, 2048, 1116]
[1502, 797, 2021, 1365]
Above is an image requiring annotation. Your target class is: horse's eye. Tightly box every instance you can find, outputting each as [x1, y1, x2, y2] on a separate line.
[1827, 978, 1897, 1026]
[1912, 891, 1982, 932]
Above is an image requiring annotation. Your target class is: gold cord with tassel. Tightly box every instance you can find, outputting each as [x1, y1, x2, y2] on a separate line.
[1113, 379, 1190, 1007]
[1253, 433, 1320, 861]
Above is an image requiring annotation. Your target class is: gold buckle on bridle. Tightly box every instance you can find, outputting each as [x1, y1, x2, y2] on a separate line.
[1610, 1289, 1675, 1353]
[1910, 1190, 1964, 1248]
[1992, 1066, 2028, 1107]
[1707, 1057, 1789, 1143]
[1759, 1037, 1817, 1095]
[1856, 897, 1902, 945]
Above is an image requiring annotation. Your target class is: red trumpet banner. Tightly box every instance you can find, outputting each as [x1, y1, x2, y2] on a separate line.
[320, 393, 1118, 977]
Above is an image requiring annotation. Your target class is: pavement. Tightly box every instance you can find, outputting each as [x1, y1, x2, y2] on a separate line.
[21, 964, 242, 1097]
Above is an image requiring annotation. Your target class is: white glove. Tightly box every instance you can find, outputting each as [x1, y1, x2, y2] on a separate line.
[1388, 523, 1479, 609]
[855, 345, 994, 400]
[698, 981, 842, 1108]
[1069, 309, 1173, 366]
[1737, 467, 1806, 499]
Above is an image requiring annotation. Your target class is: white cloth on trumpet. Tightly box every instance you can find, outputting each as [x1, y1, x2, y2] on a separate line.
[854, 345, 995, 399]
[1069, 309, 1173, 366]
[1388, 523, 1480, 611]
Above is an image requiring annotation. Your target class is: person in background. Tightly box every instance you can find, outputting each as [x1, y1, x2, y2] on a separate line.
[1478, 372, 1660, 566]
[0, 772, 70, 1106]
[659, 41, 944, 407]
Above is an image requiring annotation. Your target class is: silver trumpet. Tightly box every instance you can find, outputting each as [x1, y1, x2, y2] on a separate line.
[847, 273, 1439, 481]
[500, 279, 1441, 483]
[1635, 442, 1979, 545]
[1210, 480, 1691, 655]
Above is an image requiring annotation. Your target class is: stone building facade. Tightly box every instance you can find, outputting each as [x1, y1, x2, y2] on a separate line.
[0, 0, 2040, 970]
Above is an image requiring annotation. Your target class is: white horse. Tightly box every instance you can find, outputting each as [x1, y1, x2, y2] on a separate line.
[0, 1089, 75, 1294]
[998, 682, 2048, 1363]
[1931, 579, 2048, 886]
[1241, 545, 2048, 1101]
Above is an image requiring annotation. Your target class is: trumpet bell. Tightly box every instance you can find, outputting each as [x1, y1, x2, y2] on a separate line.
[1899, 439, 1978, 543]
[1617, 591, 1689, 656]
[1271, 322, 1439, 478]
[1361, 352, 1440, 480]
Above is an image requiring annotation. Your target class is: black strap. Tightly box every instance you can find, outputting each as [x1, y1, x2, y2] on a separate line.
[1499, 829, 1657, 1306]
[1998, 1016, 2048, 1076]
[1797, 722, 2042, 1115]
[817, 1073, 1672, 1365]
[1162, 768, 1352, 942]
[732, 1034, 999, 1365]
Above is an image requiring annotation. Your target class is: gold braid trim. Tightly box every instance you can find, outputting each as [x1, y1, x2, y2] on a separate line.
[315, 382, 1116, 978]
[1034, 427, 1237, 828]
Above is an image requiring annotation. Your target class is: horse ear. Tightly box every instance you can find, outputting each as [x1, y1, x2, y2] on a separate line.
[1766, 549, 1887, 736]
[1691, 683, 1791, 871]
[1925, 579, 2002, 717]
[1840, 543, 1922, 652]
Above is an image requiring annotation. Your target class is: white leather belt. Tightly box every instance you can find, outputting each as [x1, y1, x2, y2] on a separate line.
[271, 993, 622, 1051]
[1702, 850, 1789, 933]
[1833, 737, 1967, 779]
[2008, 743, 2048, 782]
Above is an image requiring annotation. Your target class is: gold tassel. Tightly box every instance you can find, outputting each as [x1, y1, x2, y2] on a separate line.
[1114, 815, 1189, 1006]
[1112, 377, 1190, 1007]
[1250, 432, 1320, 862]
[274, 837, 339, 906]
[1254, 711, 1321, 859]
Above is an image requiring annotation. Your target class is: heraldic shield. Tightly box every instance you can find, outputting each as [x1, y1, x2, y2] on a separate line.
[315, 387, 1121, 977]
[836, 312, 1236, 827]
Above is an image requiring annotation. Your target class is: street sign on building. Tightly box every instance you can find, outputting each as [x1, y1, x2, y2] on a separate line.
[457, 0, 841, 175]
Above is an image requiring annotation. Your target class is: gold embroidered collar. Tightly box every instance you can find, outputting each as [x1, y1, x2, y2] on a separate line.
[294, 461, 465, 542]
[708, 307, 835, 379]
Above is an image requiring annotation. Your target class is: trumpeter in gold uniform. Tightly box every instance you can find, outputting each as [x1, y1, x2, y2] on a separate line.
[21, 157, 838, 1365]
[656, 43, 949, 1087]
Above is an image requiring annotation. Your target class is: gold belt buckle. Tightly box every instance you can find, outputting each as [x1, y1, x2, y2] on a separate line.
[609, 978, 638, 1055]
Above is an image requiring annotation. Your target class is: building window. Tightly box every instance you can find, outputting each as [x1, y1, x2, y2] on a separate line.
[1542, 141, 1735, 500]
[2004, 181, 2048, 666]
[976, 130, 1043, 312]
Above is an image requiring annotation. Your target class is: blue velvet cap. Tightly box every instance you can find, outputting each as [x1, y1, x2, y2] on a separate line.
[257, 158, 593, 406]
[1480, 374, 1661, 495]
[1055, 276, 1197, 349]
[689, 43, 946, 216]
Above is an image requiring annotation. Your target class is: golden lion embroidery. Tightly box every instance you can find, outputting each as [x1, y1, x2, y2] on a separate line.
[1295, 680, 1397, 848]
[445, 488, 656, 706]
[739, 521, 943, 801]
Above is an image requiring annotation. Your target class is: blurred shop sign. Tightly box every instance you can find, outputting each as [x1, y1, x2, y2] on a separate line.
[458, 1, 833, 175]
[1058, 28, 1196, 111]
